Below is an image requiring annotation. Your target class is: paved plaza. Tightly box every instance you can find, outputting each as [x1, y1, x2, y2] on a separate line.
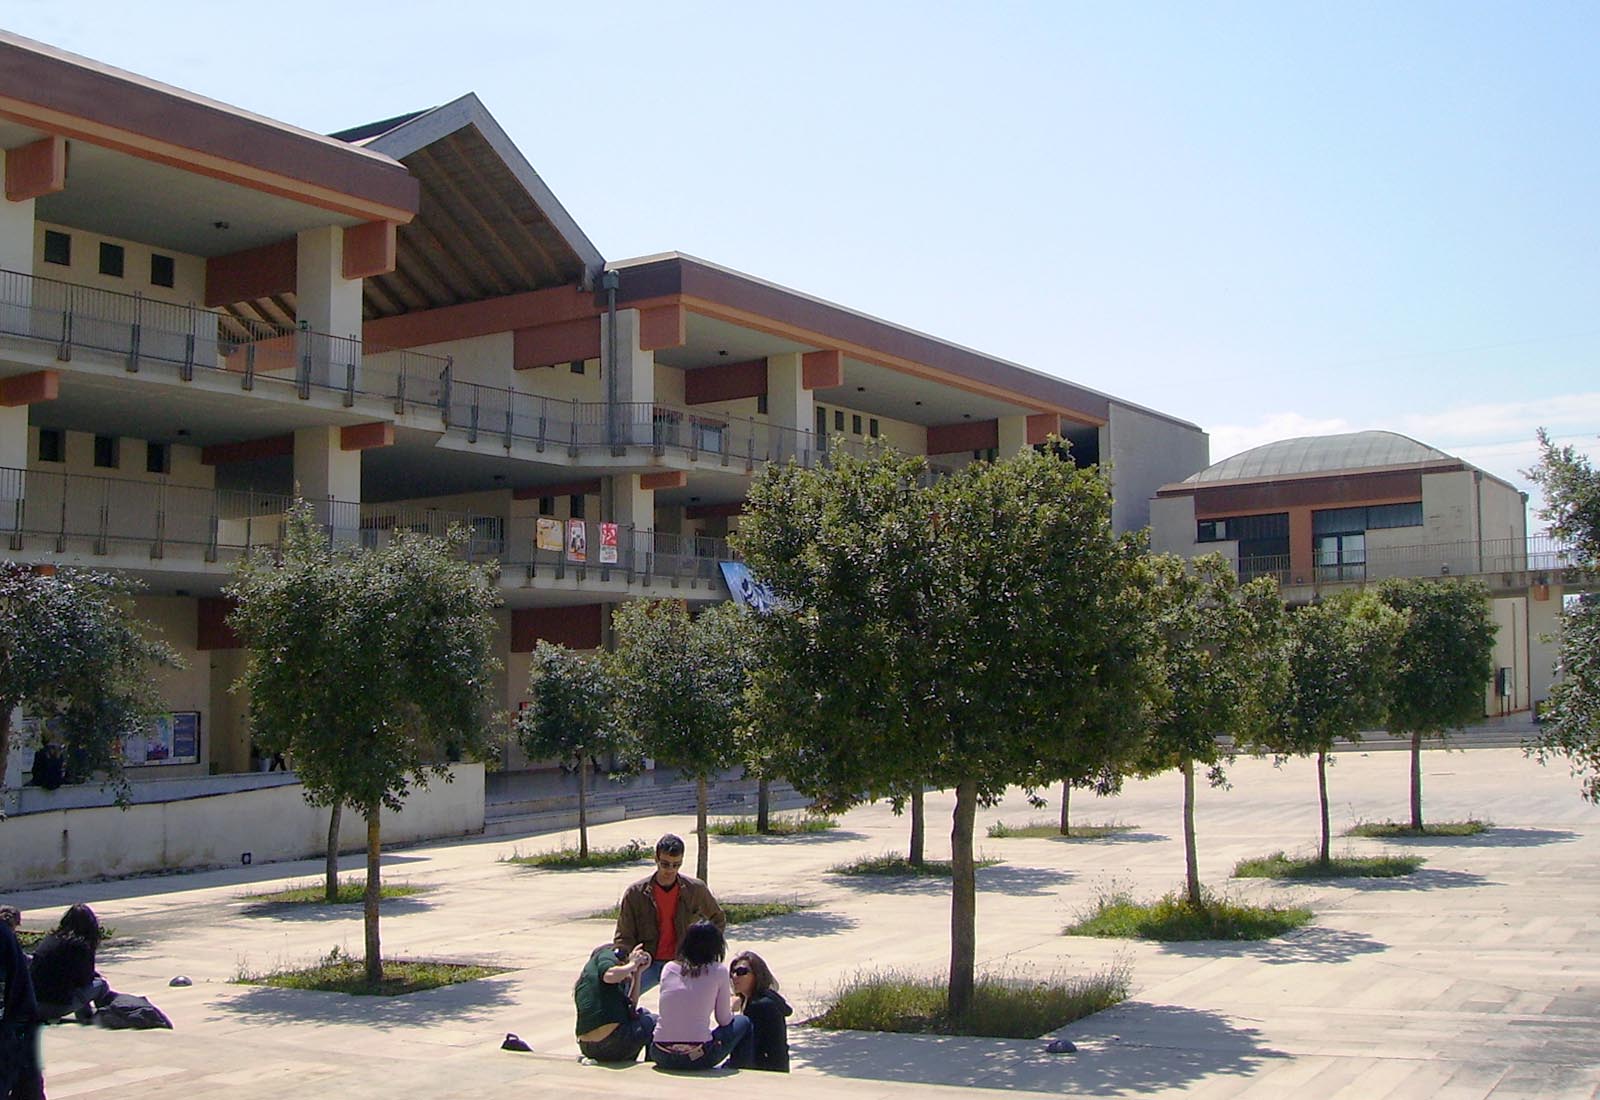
[6, 742, 1599, 1100]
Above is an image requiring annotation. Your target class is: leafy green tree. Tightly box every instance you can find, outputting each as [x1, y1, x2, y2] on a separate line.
[611, 599, 749, 882]
[515, 642, 627, 858]
[0, 563, 178, 805]
[738, 443, 1156, 1018]
[1143, 554, 1288, 905]
[1376, 577, 1497, 830]
[1525, 430, 1600, 800]
[227, 503, 501, 985]
[1264, 590, 1406, 864]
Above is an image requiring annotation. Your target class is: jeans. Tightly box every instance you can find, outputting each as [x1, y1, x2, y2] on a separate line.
[578, 1009, 656, 1063]
[650, 1014, 752, 1072]
[36, 974, 111, 1023]
[637, 960, 665, 993]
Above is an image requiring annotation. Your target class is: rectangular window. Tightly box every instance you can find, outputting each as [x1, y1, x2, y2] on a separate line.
[1196, 520, 1225, 543]
[538, 496, 554, 516]
[146, 441, 170, 475]
[43, 230, 70, 266]
[570, 494, 586, 520]
[38, 427, 64, 463]
[99, 242, 125, 278]
[94, 434, 119, 469]
[869, 418, 880, 439]
[834, 410, 845, 431]
[150, 254, 176, 288]
[756, 394, 768, 415]
[570, 360, 585, 374]
[852, 414, 863, 435]
[1367, 502, 1423, 530]
[1316, 532, 1366, 582]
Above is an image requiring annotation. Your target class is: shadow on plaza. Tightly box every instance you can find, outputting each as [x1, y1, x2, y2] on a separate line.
[828, 864, 1072, 898]
[709, 830, 870, 846]
[220, 971, 519, 1029]
[1156, 923, 1387, 965]
[728, 908, 858, 941]
[1378, 826, 1579, 849]
[1333, 867, 1495, 892]
[794, 1001, 1281, 1094]
[236, 893, 439, 921]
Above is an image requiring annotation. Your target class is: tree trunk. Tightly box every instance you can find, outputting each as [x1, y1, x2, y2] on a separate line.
[1317, 750, 1331, 866]
[695, 776, 709, 882]
[364, 808, 383, 988]
[324, 804, 342, 902]
[908, 787, 925, 866]
[577, 756, 591, 858]
[1182, 760, 1202, 907]
[1059, 780, 1071, 836]
[947, 779, 979, 1021]
[1409, 730, 1424, 833]
[756, 777, 771, 834]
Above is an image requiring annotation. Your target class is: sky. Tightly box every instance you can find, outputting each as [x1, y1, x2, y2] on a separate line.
[9, 2, 1596, 526]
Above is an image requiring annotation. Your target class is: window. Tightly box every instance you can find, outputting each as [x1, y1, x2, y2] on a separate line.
[146, 441, 170, 475]
[834, 410, 844, 431]
[99, 242, 125, 278]
[1367, 502, 1423, 530]
[869, 418, 880, 439]
[43, 230, 70, 266]
[538, 496, 554, 516]
[1316, 532, 1366, 582]
[38, 428, 64, 463]
[150, 254, 176, 288]
[570, 360, 585, 374]
[570, 494, 586, 520]
[852, 414, 863, 435]
[1196, 513, 1290, 576]
[94, 434, 119, 469]
[756, 394, 767, 415]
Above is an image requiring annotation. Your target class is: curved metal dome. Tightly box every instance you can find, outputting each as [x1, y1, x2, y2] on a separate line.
[1188, 430, 1452, 484]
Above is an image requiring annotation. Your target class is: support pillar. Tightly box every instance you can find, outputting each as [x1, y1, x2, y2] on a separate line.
[293, 425, 361, 544]
[0, 404, 27, 470]
[766, 352, 814, 463]
[604, 472, 656, 572]
[600, 308, 654, 447]
[1, 146, 43, 275]
[998, 415, 1030, 456]
[296, 226, 365, 391]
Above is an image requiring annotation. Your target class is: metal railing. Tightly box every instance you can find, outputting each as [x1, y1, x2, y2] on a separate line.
[1235, 535, 1584, 587]
[0, 268, 451, 417]
[0, 466, 730, 584]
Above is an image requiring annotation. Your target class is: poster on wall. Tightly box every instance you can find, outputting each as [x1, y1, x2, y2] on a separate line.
[566, 519, 588, 563]
[121, 712, 201, 767]
[535, 517, 563, 553]
[599, 522, 619, 564]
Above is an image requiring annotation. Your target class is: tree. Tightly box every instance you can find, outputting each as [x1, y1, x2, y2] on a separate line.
[611, 599, 749, 882]
[1525, 430, 1600, 800]
[738, 442, 1156, 1018]
[1143, 554, 1288, 905]
[227, 503, 501, 985]
[516, 642, 627, 858]
[0, 563, 178, 805]
[1376, 577, 1496, 830]
[1265, 590, 1406, 864]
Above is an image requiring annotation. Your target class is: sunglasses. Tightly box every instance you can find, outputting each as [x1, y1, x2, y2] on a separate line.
[730, 966, 752, 977]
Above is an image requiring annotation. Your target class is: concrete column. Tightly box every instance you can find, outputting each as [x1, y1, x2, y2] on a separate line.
[296, 226, 365, 390]
[600, 307, 654, 409]
[0, 404, 27, 470]
[293, 425, 360, 543]
[765, 352, 813, 462]
[998, 415, 1031, 456]
[1, 149, 36, 340]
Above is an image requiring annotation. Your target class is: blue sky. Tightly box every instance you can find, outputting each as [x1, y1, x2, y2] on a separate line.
[11, 2, 1596, 522]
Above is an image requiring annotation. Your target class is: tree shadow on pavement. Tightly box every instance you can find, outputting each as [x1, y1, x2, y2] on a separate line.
[710, 830, 870, 845]
[236, 895, 438, 921]
[829, 865, 1071, 898]
[220, 972, 520, 1030]
[1388, 827, 1578, 849]
[729, 909, 858, 941]
[1329, 868, 1494, 892]
[794, 1001, 1281, 1094]
[1045, 831, 1169, 845]
[1156, 924, 1387, 965]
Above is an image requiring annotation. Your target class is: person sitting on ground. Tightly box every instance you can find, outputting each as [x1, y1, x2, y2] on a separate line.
[29, 903, 113, 1023]
[27, 740, 65, 791]
[574, 943, 657, 1063]
[727, 950, 791, 1072]
[2, 917, 43, 1100]
[614, 833, 726, 991]
[648, 921, 751, 1072]
[0, 906, 20, 932]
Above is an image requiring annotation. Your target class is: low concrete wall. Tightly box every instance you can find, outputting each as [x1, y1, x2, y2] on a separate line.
[0, 764, 484, 888]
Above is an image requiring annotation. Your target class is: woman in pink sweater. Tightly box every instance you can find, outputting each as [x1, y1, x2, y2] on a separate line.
[649, 921, 752, 1071]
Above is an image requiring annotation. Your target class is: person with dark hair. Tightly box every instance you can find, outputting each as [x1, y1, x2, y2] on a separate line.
[573, 943, 657, 1063]
[2, 918, 43, 1100]
[27, 740, 64, 791]
[613, 834, 726, 992]
[648, 921, 750, 1071]
[0, 907, 20, 932]
[727, 950, 791, 1072]
[30, 903, 112, 1023]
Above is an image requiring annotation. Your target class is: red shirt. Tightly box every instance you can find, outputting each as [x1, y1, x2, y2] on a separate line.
[652, 877, 680, 962]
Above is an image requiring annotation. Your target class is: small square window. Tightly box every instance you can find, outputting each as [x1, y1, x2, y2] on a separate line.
[756, 394, 768, 415]
[99, 242, 125, 278]
[834, 410, 844, 431]
[43, 230, 70, 266]
[538, 496, 554, 516]
[852, 415, 863, 435]
[94, 434, 119, 469]
[38, 428, 64, 463]
[570, 494, 586, 519]
[150, 254, 175, 288]
[570, 360, 585, 374]
[869, 418, 880, 438]
[146, 441, 170, 474]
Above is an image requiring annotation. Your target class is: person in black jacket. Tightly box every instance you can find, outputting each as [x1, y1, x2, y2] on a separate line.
[2, 919, 44, 1100]
[30, 904, 111, 1024]
[727, 950, 791, 1072]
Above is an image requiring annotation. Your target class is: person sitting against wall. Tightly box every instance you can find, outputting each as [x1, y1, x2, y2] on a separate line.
[29, 904, 114, 1024]
[26, 740, 65, 791]
[648, 921, 751, 1072]
[727, 950, 791, 1072]
[573, 943, 657, 1063]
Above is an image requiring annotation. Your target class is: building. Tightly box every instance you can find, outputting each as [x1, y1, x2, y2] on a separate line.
[1149, 429, 1580, 715]
[0, 31, 1207, 792]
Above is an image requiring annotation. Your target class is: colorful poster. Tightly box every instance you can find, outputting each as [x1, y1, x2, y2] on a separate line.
[121, 711, 201, 767]
[535, 517, 563, 553]
[719, 561, 780, 614]
[566, 519, 588, 563]
[599, 522, 619, 564]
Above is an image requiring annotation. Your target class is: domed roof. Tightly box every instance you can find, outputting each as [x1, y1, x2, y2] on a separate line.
[1188, 430, 1453, 484]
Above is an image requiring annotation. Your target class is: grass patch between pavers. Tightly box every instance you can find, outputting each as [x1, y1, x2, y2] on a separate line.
[987, 819, 1136, 840]
[809, 965, 1129, 1038]
[585, 898, 814, 925]
[1343, 819, 1490, 838]
[827, 853, 1003, 877]
[707, 813, 839, 836]
[1064, 891, 1312, 941]
[235, 946, 506, 996]
[501, 839, 651, 870]
[1233, 851, 1424, 879]
[16, 926, 117, 950]
[243, 879, 430, 905]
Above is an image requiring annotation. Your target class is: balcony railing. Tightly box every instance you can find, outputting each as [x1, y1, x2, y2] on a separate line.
[0, 466, 729, 585]
[0, 268, 451, 416]
[1236, 535, 1584, 587]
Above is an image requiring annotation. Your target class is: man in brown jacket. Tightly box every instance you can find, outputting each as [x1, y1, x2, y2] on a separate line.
[613, 834, 726, 991]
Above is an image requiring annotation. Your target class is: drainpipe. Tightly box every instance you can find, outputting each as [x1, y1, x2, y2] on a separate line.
[602, 269, 620, 449]
[1474, 470, 1484, 574]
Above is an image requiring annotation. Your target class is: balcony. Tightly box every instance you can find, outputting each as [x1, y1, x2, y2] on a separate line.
[1236, 535, 1583, 591]
[0, 466, 729, 588]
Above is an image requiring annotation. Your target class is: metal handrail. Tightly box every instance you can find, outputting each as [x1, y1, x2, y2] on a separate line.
[1235, 534, 1583, 586]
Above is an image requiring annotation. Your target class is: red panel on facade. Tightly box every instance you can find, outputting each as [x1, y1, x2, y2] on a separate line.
[1025, 413, 1060, 445]
[342, 220, 397, 280]
[201, 433, 294, 465]
[684, 359, 767, 405]
[0, 370, 59, 407]
[205, 238, 297, 307]
[639, 305, 686, 351]
[927, 419, 999, 454]
[801, 349, 842, 389]
[514, 317, 602, 369]
[197, 596, 241, 650]
[511, 604, 603, 652]
[4, 136, 66, 202]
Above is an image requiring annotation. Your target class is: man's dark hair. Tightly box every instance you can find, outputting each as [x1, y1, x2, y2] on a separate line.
[0, 905, 19, 929]
[676, 920, 725, 976]
[655, 834, 685, 858]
